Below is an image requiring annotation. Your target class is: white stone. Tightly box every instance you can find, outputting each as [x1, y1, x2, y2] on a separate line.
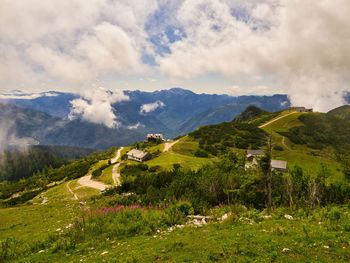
[284, 214, 293, 220]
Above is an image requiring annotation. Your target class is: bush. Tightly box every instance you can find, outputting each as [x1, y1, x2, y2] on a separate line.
[273, 145, 284, 151]
[194, 149, 209, 158]
[149, 166, 160, 173]
[328, 207, 341, 221]
[176, 201, 194, 216]
[164, 205, 187, 226]
[92, 163, 111, 178]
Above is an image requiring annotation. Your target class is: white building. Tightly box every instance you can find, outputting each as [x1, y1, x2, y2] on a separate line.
[271, 159, 288, 172]
[146, 133, 164, 141]
[127, 149, 150, 162]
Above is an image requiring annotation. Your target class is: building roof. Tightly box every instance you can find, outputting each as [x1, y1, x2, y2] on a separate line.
[127, 149, 149, 159]
[247, 149, 264, 156]
[147, 133, 163, 138]
[271, 160, 287, 170]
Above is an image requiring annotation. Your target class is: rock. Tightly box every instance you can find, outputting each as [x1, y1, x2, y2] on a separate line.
[282, 248, 290, 252]
[221, 213, 229, 221]
[284, 214, 293, 220]
[65, 223, 73, 229]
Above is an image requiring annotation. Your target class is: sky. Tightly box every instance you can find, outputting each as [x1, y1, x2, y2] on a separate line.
[0, 0, 350, 111]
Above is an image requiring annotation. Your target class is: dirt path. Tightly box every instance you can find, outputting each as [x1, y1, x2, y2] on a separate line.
[77, 148, 124, 191]
[111, 147, 124, 164]
[111, 147, 124, 186]
[112, 163, 121, 185]
[259, 111, 297, 128]
[66, 181, 78, 200]
[77, 175, 108, 191]
[281, 136, 291, 150]
[163, 140, 179, 152]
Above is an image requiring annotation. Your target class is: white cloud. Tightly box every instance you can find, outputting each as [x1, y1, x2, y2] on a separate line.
[68, 87, 129, 128]
[127, 122, 145, 130]
[227, 85, 285, 96]
[139, 100, 165, 114]
[0, 0, 349, 111]
[158, 0, 350, 111]
[0, 120, 36, 153]
[0, 0, 157, 91]
[0, 91, 59, 100]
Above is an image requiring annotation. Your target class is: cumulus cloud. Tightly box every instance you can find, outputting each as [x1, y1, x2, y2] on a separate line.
[1, 0, 349, 111]
[158, 0, 350, 111]
[0, 0, 158, 91]
[139, 100, 165, 114]
[68, 87, 129, 128]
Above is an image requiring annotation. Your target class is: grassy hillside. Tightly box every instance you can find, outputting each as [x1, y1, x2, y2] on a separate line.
[327, 105, 350, 120]
[260, 111, 344, 182]
[189, 121, 267, 156]
[283, 112, 350, 155]
[1, 106, 350, 262]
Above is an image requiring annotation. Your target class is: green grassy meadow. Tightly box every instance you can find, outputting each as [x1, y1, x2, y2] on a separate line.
[1, 111, 350, 262]
[0, 182, 80, 243]
[12, 205, 350, 262]
[261, 112, 344, 183]
[98, 165, 114, 185]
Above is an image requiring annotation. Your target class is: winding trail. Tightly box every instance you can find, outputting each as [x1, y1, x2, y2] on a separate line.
[259, 111, 297, 128]
[77, 147, 125, 191]
[77, 175, 108, 191]
[163, 140, 179, 152]
[66, 181, 78, 200]
[111, 147, 123, 164]
[111, 147, 124, 186]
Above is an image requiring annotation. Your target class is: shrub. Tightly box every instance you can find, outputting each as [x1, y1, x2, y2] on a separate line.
[194, 149, 209, 158]
[149, 166, 160, 172]
[176, 201, 194, 216]
[164, 205, 187, 226]
[273, 145, 284, 151]
[328, 207, 341, 221]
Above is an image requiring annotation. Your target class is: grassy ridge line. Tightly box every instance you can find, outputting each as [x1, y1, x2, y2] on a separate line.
[260, 111, 343, 183]
[259, 111, 298, 128]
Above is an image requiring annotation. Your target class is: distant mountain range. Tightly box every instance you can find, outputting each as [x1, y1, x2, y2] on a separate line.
[0, 88, 348, 149]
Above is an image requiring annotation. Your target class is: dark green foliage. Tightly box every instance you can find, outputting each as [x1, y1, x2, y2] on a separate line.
[284, 114, 350, 154]
[116, 157, 350, 213]
[327, 105, 350, 120]
[194, 149, 209, 158]
[233, 105, 269, 122]
[117, 160, 269, 212]
[0, 145, 93, 182]
[1, 189, 42, 206]
[92, 163, 111, 178]
[273, 145, 284, 151]
[0, 147, 64, 182]
[0, 148, 116, 202]
[189, 122, 266, 155]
